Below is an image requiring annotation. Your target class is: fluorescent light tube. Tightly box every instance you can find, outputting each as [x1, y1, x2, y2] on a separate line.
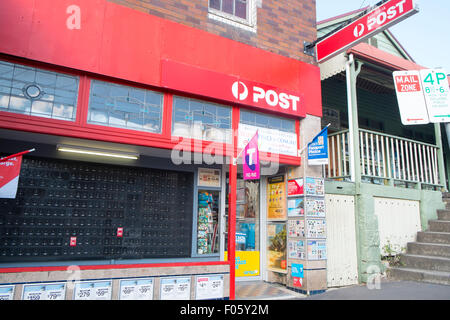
[57, 145, 139, 160]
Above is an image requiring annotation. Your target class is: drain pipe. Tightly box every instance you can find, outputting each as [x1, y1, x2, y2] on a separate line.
[346, 54, 356, 182]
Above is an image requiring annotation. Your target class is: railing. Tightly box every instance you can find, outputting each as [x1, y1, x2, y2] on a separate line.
[327, 129, 441, 187]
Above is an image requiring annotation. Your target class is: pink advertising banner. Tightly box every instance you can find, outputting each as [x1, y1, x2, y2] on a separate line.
[243, 131, 260, 180]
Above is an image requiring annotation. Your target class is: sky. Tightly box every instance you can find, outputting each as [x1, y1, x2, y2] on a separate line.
[316, 0, 450, 73]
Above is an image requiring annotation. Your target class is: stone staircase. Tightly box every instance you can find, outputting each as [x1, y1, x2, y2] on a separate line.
[387, 193, 450, 285]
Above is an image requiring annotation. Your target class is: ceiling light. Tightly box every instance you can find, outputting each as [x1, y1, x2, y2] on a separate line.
[57, 145, 139, 160]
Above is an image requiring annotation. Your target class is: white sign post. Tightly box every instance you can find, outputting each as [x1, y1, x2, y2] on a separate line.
[393, 70, 430, 125]
[419, 69, 450, 123]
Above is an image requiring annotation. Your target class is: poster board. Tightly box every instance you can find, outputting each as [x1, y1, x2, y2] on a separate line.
[267, 223, 287, 273]
[197, 168, 221, 188]
[307, 240, 327, 260]
[288, 219, 305, 238]
[288, 198, 304, 217]
[288, 239, 305, 260]
[306, 219, 327, 238]
[305, 177, 325, 196]
[267, 175, 287, 220]
[305, 198, 326, 218]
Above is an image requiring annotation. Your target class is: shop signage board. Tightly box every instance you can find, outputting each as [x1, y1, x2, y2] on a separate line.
[393, 70, 430, 125]
[419, 69, 450, 123]
[316, 0, 419, 62]
[22, 283, 66, 300]
[238, 123, 298, 157]
[162, 60, 305, 118]
[119, 278, 154, 300]
[195, 275, 224, 300]
[291, 263, 304, 278]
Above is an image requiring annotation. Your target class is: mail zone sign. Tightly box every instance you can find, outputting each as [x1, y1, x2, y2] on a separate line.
[316, 0, 418, 62]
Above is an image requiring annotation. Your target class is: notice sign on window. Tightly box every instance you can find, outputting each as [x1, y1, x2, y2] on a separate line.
[195, 275, 224, 300]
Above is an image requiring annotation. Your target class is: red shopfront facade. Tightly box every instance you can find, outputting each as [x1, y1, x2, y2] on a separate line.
[0, 0, 321, 300]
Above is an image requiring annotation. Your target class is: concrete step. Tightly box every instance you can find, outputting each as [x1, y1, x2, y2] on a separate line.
[437, 209, 450, 221]
[407, 242, 450, 258]
[400, 254, 450, 272]
[429, 220, 450, 233]
[388, 267, 450, 285]
[417, 231, 450, 244]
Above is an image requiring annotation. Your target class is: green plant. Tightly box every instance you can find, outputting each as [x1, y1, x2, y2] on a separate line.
[381, 240, 406, 267]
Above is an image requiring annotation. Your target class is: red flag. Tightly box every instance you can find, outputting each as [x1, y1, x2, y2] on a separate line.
[0, 156, 22, 199]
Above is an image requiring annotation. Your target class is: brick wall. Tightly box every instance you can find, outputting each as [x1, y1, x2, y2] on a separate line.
[108, 0, 317, 65]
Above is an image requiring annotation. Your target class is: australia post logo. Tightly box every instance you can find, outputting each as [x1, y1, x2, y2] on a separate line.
[352, 0, 408, 39]
[231, 80, 303, 116]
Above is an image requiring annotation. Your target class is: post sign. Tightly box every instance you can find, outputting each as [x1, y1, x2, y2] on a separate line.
[393, 70, 429, 125]
[316, 0, 419, 62]
[419, 69, 450, 123]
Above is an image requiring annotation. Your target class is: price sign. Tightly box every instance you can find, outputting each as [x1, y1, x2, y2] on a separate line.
[419, 69, 450, 123]
[119, 278, 154, 300]
[74, 281, 112, 300]
[393, 70, 429, 125]
[195, 275, 224, 300]
[22, 283, 66, 300]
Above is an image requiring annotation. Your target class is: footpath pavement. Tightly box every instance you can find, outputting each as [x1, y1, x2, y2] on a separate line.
[302, 280, 450, 300]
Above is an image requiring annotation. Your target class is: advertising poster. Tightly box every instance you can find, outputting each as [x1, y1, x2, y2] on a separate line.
[267, 176, 287, 220]
[307, 240, 327, 260]
[0, 285, 14, 300]
[225, 251, 260, 277]
[305, 198, 326, 218]
[160, 277, 191, 300]
[307, 126, 329, 166]
[73, 281, 112, 300]
[22, 283, 66, 300]
[288, 198, 304, 217]
[306, 219, 327, 239]
[195, 275, 224, 300]
[288, 219, 305, 238]
[288, 179, 304, 196]
[288, 239, 305, 260]
[305, 177, 325, 196]
[119, 278, 154, 300]
[267, 223, 287, 273]
[197, 168, 221, 188]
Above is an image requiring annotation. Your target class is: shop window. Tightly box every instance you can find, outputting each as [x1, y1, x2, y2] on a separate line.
[0, 60, 79, 121]
[239, 110, 297, 156]
[172, 96, 232, 143]
[208, 0, 257, 32]
[87, 80, 163, 134]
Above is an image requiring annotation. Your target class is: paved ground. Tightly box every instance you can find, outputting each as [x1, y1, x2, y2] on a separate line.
[236, 280, 450, 300]
[303, 280, 450, 300]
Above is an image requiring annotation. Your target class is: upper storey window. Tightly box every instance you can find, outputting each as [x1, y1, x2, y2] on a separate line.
[208, 0, 257, 32]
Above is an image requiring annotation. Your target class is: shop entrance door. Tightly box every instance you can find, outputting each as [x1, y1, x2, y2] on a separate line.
[223, 170, 262, 281]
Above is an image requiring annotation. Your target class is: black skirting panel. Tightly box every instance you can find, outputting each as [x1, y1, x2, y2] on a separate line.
[0, 156, 194, 263]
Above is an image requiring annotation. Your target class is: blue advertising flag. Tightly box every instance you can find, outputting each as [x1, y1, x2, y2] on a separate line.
[307, 126, 329, 166]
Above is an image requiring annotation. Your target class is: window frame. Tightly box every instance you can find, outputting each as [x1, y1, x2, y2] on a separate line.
[208, 0, 257, 32]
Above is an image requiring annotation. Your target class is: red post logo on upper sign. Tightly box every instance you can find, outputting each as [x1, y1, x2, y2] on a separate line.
[316, 0, 418, 62]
